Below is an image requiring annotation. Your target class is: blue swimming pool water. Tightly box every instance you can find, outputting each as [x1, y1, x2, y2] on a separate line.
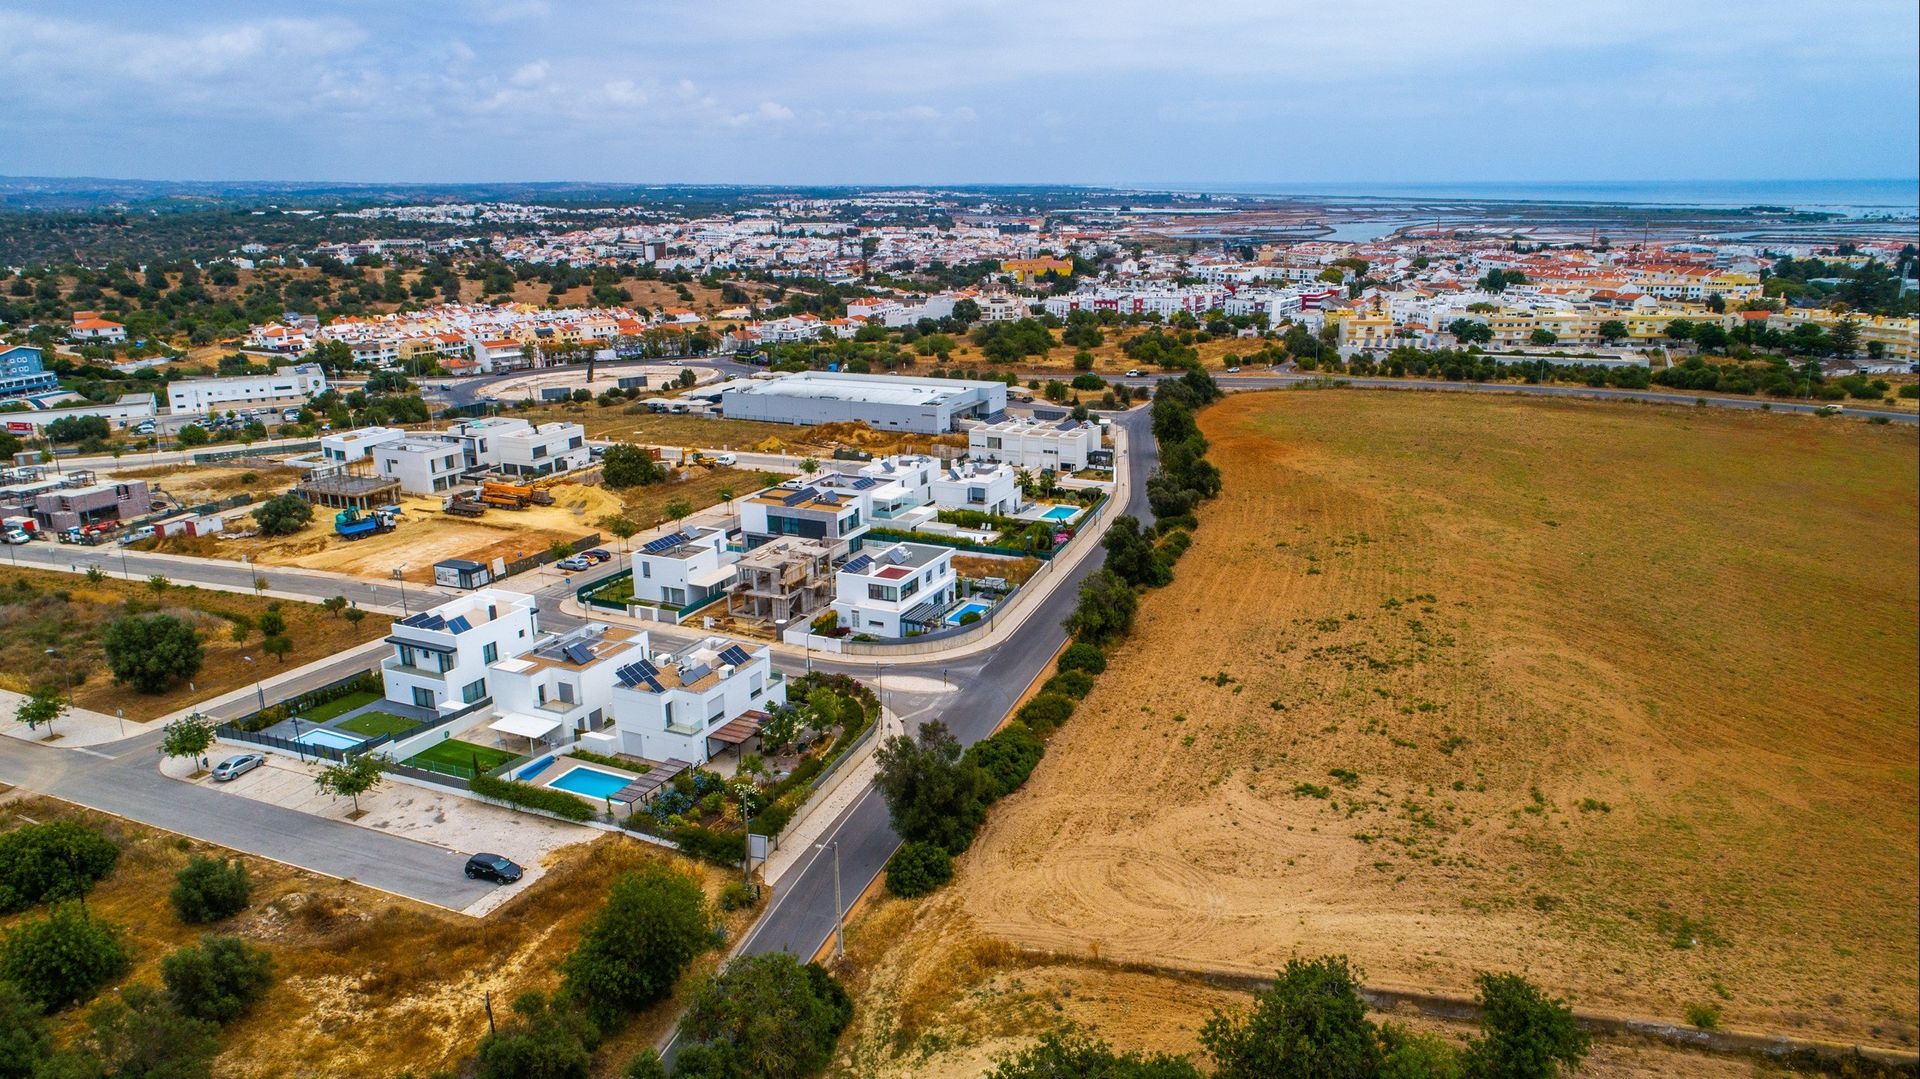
[517, 755, 556, 781]
[1041, 505, 1080, 521]
[296, 728, 363, 750]
[548, 765, 632, 799]
[947, 601, 992, 625]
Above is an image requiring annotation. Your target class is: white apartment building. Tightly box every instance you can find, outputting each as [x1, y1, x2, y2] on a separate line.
[320, 426, 406, 465]
[857, 455, 939, 521]
[629, 525, 739, 608]
[928, 459, 1023, 516]
[374, 436, 467, 495]
[608, 636, 785, 764]
[831, 541, 957, 638]
[487, 623, 648, 741]
[381, 589, 541, 715]
[968, 416, 1103, 472]
[167, 363, 328, 414]
[494, 422, 590, 478]
[976, 293, 1028, 322]
[738, 478, 872, 558]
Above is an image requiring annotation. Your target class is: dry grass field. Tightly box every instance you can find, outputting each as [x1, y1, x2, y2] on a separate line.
[0, 567, 386, 721]
[837, 389, 1918, 1073]
[0, 797, 752, 1078]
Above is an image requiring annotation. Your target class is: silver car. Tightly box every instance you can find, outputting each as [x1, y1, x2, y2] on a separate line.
[211, 753, 264, 781]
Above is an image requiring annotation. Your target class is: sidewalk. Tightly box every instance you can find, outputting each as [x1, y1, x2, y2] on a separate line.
[760, 702, 910, 885]
[0, 691, 138, 748]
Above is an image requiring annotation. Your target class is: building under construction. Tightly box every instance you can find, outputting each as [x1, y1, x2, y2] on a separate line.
[296, 462, 402, 511]
[726, 536, 834, 627]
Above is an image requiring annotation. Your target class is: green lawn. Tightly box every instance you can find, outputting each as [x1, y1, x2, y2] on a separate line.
[334, 711, 421, 738]
[404, 738, 517, 778]
[300, 690, 382, 724]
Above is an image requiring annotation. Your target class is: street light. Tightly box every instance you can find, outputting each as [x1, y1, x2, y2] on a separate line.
[240, 655, 268, 714]
[816, 839, 845, 959]
[394, 564, 410, 614]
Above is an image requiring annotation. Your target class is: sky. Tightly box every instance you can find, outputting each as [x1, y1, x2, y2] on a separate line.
[0, 0, 1915, 187]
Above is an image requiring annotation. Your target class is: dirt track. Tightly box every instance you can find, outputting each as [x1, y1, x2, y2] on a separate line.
[939, 390, 1918, 1049]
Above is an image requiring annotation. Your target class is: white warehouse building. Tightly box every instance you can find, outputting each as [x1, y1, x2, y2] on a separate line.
[167, 364, 328, 413]
[719, 371, 1006, 434]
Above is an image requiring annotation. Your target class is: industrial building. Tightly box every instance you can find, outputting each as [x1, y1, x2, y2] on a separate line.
[166, 364, 328, 414]
[0, 346, 60, 399]
[718, 371, 1006, 434]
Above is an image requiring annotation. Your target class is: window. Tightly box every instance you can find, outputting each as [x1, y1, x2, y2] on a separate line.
[900, 576, 919, 598]
[641, 563, 650, 579]
[867, 584, 897, 602]
[461, 678, 487, 704]
[412, 687, 435, 709]
[482, 642, 498, 664]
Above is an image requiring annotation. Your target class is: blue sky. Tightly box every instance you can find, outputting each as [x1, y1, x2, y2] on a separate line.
[0, 0, 1914, 185]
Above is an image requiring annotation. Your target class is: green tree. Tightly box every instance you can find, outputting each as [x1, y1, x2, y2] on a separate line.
[601, 444, 667, 488]
[321, 595, 348, 618]
[1101, 515, 1170, 588]
[1528, 328, 1558, 346]
[1063, 569, 1137, 644]
[158, 713, 215, 772]
[1447, 319, 1493, 346]
[884, 841, 954, 898]
[663, 498, 691, 525]
[1200, 956, 1383, 1079]
[0, 821, 120, 914]
[63, 984, 220, 1079]
[874, 721, 991, 854]
[474, 990, 599, 1079]
[1380, 1024, 1464, 1079]
[989, 1034, 1203, 1079]
[252, 494, 312, 537]
[0, 980, 52, 1079]
[1461, 972, 1589, 1079]
[0, 904, 130, 1011]
[604, 515, 639, 553]
[1595, 320, 1628, 344]
[313, 753, 384, 815]
[262, 634, 293, 664]
[560, 864, 711, 1029]
[103, 614, 203, 693]
[1828, 317, 1860, 357]
[256, 609, 286, 638]
[13, 684, 67, 738]
[160, 935, 274, 1023]
[169, 857, 251, 924]
[676, 954, 852, 1079]
[175, 424, 210, 448]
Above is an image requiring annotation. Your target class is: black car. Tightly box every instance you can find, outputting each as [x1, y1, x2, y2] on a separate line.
[464, 853, 523, 884]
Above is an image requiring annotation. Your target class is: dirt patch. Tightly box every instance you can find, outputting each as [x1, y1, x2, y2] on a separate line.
[952, 554, 1042, 586]
[931, 391, 1917, 1048]
[0, 797, 759, 1079]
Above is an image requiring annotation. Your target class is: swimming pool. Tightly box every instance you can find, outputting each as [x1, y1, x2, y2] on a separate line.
[947, 601, 992, 625]
[1040, 505, 1080, 522]
[548, 765, 633, 800]
[295, 727, 364, 751]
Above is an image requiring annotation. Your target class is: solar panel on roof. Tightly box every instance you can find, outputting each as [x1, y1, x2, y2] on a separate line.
[564, 642, 595, 665]
[682, 663, 711, 683]
[642, 534, 681, 555]
[445, 615, 472, 634]
[843, 554, 872, 573]
[851, 477, 878, 489]
[886, 547, 909, 565]
[1057, 419, 1080, 431]
[636, 659, 658, 678]
[717, 645, 751, 667]
[638, 674, 664, 693]
[781, 487, 817, 506]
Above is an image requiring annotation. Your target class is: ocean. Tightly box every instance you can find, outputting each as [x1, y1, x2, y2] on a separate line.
[1159, 179, 1919, 217]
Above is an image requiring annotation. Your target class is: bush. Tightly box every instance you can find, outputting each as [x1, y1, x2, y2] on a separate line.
[1063, 569, 1137, 644]
[170, 857, 251, 923]
[1014, 693, 1075, 734]
[988, 1033, 1203, 1079]
[102, 614, 204, 693]
[1201, 956, 1381, 1079]
[1057, 642, 1107, 675]
[475, 990, 599, 1079]
[61, 984, 219, 1079]
[0, 979, 52, 1079]
[160, 935, 274, 1022]
[561, 865, 711, 1029]
[885, 841, 954, 898]
[678, 954, 851, 1079]
[1041, 670, 1096, 699]
[0, 821, 120, 914]
[717, 882, 757, 911]
[1684, 1001, 1721, 1030]
[874, 722, 992, 855]
[0, 904, 130, 1011]
[964, 723, 1046, 799]
[470, 774, 594, 821]
[1462, 971, 1590, 1079]
[1899, 384, 1919, 399]
[669, 824, 747, 867]
[252, 493, 313, 537]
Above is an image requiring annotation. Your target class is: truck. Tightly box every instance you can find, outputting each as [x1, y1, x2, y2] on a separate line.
[57, 522, 116, 545]
[334, 507, 398, 540]
[478, 481, 555, 510]
[443, 495, 487, 518]
[1, 516, 36, 544]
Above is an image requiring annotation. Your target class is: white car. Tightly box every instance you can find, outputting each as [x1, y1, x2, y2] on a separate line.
[712, 453, 737, 466]
[1126, 369, 1143, 378]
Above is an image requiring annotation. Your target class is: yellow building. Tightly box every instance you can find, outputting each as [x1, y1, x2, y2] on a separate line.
[1002, 257, 1073, 284]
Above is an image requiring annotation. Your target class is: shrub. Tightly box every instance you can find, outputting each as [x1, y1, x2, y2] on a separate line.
[561, 865, 711, 1029]
[1684, 1001, 1721, 1030]
[989, 1034, 1202, 1079]
[964, 723, 1046, 799]
[0, 821, 120, 914]
[170, 856, 251, 924]
[1014, 693, 1075, 734]
[874, 722, 992, 855]
[677, 954, 851, 1079]
[1063, 569, 1137, 644]
[475, 990, 599, 1079]
[1462, 971, 1590, 1079]
[102, 614, 204, 693]
[160, 935, 274, 1022]
[1041, 670, 1095, 699]
[252, 493, 313, 537]
[885, 841, 954, 898]
[1201, 956, 1382, 1079]
[669, 824, 747, 867]
[0, 904, 130, 1011]
[0, 980, 52, 1079]
[1057, 642, 1107, 675]
[470, 774, 594, 821]
[717, 882, 757, 911]
[64, 984, 219, 1079]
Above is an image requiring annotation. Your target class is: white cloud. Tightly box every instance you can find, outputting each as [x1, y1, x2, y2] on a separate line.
[510, 60, 549, 87]
[758, 101, 796, 121]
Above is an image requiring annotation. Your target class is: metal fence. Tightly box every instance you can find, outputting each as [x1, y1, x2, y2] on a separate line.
[216, 725, 396, 763]
[500, 532, 602, 579]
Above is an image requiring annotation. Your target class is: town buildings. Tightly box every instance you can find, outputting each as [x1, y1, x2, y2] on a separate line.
[968, 416, 1105, 472]
[719, 371, 1007, 433]
[166, 364, 328, 414]
[381, 589, 541, 715]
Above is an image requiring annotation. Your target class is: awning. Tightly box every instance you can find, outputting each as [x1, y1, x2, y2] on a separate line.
[489, 713, 563, 740]
[707, 711, 765, 746]
[689, 563, 738, 589]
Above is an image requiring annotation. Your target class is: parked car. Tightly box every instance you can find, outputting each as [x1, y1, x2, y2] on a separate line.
[584, 548, 612, 564]
[1225, 366, 1242, 373]
[119, 525, 157, 545]
[2, 528, 30, 545]
[1125, 369, 1143, 377]
[464, 853, 523, 884]
[556, 555, 592, 572]
[211, 754, 264, 781]
[712, 452, 737, 466]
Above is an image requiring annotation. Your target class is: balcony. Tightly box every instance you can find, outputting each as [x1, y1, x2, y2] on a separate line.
[382, 656, 449, 679]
